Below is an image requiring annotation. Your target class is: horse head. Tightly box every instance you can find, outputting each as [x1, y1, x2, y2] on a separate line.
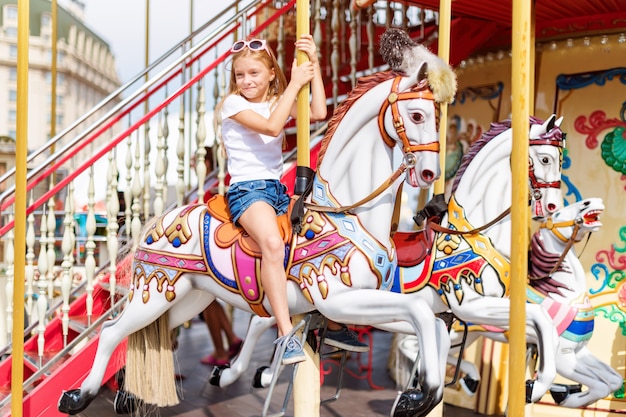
[378, 28, 457, 189]
[543, 197, 604, 243]
[528, 115, 566, 219]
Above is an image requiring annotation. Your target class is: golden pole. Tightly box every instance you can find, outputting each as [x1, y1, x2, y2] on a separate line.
[509, 0, 531, 415]
[12, 1, 29, 415]
[293, 1, 318, 415]
[433, 0, 451, 196]
[293, 0, 312, 195]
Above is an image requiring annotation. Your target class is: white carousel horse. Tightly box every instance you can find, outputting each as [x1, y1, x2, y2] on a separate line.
[57, 32, 458, 416]
[206, 115, 566, 414]
[447, 197, 623, 408]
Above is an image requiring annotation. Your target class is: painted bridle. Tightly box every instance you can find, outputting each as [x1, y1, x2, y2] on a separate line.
[528, 127, 565, 202]
[529, 213, 583, 280]
[377, 76, 441, 155]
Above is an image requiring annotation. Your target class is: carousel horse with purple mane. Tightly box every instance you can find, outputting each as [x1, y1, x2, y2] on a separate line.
[218, 111, 567, 415]
[57, 28, 457, 417]
[447, 197, 624, 408]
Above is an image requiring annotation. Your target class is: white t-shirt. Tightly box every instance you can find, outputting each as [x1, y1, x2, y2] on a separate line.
[221, 94, 285, 184]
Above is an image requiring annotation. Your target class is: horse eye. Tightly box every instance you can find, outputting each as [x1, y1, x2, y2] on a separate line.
[541, 156, 550, 164]
[410, 112, 425, 124]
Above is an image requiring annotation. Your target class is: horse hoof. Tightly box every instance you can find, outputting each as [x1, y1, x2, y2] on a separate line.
[114, 390, 141, 415]
[209, 364, 229, 387]
[525, 379, 534, 403]
[549, 383, 582, 404]
[391, 388, 431, 417]
[253, 366, 270, 389]
[57, 389, 95, 415]
[460, 376, 479, 395]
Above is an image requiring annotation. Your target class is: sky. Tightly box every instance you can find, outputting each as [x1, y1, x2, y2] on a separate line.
[79, 0, 219, 84]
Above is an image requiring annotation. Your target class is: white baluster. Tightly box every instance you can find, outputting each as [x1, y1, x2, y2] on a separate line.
[68, 178, 77, 297]
[154, 112, 165, 216]
[84, 168, 97, 328]
[131, 130, 143, 246]
[61, 189, 74, 346]
[107, 149, 120, 303]
[125, 130, 134, 241]
[195, 79, 207, 203]
[349, 7, 358, 88]
[3, 213, 14, 346]
[47, 194, 57, 299]
[161, 105, 170, 207]
[367, 5, 375, 71]
[176, 100, 186, 207]
[331, 0, 340, 106]
[26, 197, 36, 324]
[37, 209, 49, 366]
[143, 124, 151, 217]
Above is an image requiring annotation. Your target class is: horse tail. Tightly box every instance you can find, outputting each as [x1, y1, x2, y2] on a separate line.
[125, 311, 179, 407]
[122, 214, 179, 406]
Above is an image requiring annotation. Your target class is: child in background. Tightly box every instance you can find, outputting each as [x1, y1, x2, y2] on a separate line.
[200, 302, 243, 366]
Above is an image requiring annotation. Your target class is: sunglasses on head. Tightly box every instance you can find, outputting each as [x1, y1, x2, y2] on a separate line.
[230, 39, 269, 54]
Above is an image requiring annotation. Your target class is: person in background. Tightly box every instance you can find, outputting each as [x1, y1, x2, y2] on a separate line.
[200, 302, 243, 366]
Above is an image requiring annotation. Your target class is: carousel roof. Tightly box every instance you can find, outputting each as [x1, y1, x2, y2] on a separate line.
[405, 0, 626, 65]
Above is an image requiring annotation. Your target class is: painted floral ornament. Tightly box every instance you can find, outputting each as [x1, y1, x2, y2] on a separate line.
[601, 126, 626, 174]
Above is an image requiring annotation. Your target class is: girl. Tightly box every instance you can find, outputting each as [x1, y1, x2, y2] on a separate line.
[219, 34, 326, 364]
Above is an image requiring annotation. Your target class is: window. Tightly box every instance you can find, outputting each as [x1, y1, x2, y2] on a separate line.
[41, 13, 51, 27]
[9, 45, 17, 58]
[9, 90, 17, 102]
[9, 68, 17, 81]
[5, 27, 17, 38]
[8, 110, 16, 123]
[6, 5, 18, 20]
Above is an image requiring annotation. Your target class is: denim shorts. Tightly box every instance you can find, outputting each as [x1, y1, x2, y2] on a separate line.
[227, 179, 290, 225]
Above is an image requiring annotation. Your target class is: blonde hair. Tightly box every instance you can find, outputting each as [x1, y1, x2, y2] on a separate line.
[215, 39, 288, 118]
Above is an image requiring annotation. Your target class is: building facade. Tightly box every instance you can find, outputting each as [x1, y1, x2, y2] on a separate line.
[0, 0, 120, 156]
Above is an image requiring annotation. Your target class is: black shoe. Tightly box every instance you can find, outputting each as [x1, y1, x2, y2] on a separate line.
[324, 325, 369, 352]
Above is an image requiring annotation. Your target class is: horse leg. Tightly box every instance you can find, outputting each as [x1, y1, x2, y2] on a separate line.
[554, 347, 623, 408]
[316, 290, 442, 417]
[450, 297, 559, 403]
[209, 315, 277, 388]
[447, 330, 480, 395]
[58, 290, 183, 415]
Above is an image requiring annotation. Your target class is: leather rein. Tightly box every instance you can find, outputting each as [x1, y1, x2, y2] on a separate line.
[529, 216, 583, 280]
[304, 75, 439, 214]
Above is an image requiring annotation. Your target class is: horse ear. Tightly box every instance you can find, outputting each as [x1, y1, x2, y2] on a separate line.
[417, 62, 428, 83]
[554, 116, 564, 127]
[531, 115, 553, 138]
[397, 62, 428, 93]
[546, 114, 556, 132]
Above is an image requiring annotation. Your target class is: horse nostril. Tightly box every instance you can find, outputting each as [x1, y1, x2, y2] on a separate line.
[422, 170, 434, 181]
[547, 203, 557, 213]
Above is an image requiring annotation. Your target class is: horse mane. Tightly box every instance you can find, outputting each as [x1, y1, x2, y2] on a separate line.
[450, 116, 547, 194]
[527, 231, 569, 297]
[317, 71, 398, 165]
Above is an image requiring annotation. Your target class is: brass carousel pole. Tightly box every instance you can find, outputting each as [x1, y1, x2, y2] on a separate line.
[509, 0, 532, 415]
[292, 0, 319, 416]
[12, 0, 29, 415]
[432, 0, 451, 197]
[427, 3, 451, 415]
[293, 0, 313, 195]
